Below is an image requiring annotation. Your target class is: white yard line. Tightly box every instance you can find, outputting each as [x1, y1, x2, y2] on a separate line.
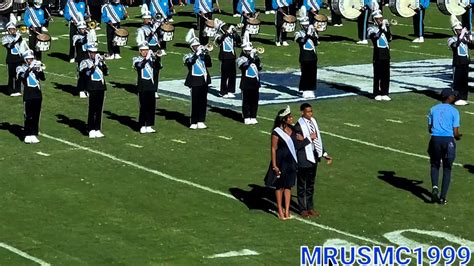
[39, 132, 392, 246]
[386, 119, 403, 124]
[0, 242, 50, 266]
[343, 123, 360, 128]
[36, 152, 51, 157]
[465, 111, 474, 115]
[126, 143, 143, 148]
[171, 139, 186, 144]
[218, 135, 232, 140]
[206, 249, 260, 258]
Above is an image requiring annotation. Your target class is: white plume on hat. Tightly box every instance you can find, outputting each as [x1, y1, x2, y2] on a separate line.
[450, 15, 462, 30]
[141, 4, 152, 19]
[371, 0, 379, 12]
[241, 31, 253, 50]
[6, 13, 17, 29]
[87, 28, 97, 44]
[22, 50, 35, 59]
[185, 28, 200, 47]
[297, 6, 309, 25]
[372, 9, 383, 19]
[86, 42, 98, 52]
[77, 13, 86, 29]
[213, 18, 226, 32]
[138, 42, 149, 50]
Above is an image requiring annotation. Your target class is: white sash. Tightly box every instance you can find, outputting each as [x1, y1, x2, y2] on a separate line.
[151, 0, 167, 18]
[199, 0, 211, 13]
[28, 7, 41, 27]
[67, 0, 81, 24]
[242, 0, 252, 13]
[105, 4, 120, 24]
[274, 127, 297, 163]
[298, 117, 316, 163]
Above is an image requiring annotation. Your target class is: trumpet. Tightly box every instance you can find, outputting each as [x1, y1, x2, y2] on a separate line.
[205, 43, 214, 52]
[30, 60, 46, 71]
[390, 19, 398, 26]
[256, 47, 265, 54]
[18, 25, 28, 34]
[87, 19, 97, 29]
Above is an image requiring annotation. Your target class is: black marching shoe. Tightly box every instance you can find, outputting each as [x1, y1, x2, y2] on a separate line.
[439, 198, 447, 205]
[431, 187, 439, 203]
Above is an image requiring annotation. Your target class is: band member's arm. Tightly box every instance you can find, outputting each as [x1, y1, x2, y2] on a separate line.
[204, 54, 212, 67]
[254, 56, 262, 71]
[215, 33, 225, 45]
[234, 33, 242, 46]
[184, 53, 199, 66]
[35, 68, 46, 81]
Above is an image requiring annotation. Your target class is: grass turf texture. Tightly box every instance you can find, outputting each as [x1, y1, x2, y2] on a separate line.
[0, 2, 473, 265]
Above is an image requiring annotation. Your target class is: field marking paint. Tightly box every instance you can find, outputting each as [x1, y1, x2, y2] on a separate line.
[171, 139, 186, 144]
[386, 119, 403, 124]
[0, 242, 50, 266]
[206, 249, 260, 258]
[35, 152, 51, 157]
[343, 123, 360, 128]
[119, 67, 128, 70]
[384, 229, 474, 250]
[40, 132, 392, 246]
[256, 121, 464, 168]
[126, 143, 143, 148]
[465, 111, 474, 115]
[218, 136, 232, 140]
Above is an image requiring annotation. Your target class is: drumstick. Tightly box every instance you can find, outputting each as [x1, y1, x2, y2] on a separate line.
[215, 0, 221, 13]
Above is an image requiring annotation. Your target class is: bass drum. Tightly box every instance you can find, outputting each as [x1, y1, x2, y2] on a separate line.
[331, 0, 364, 20]
[437, 0, 468, 16]
[389, 0, 417, 17]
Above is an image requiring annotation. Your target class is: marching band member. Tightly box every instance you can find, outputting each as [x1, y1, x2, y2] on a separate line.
[2, 16, 29, 97]
[303, 0, 321, 24]
[79, 42, 109, 138]
[133, 42, 162, 134]
[137, 4, 162, 98]
[24, 0, 47, 60]
[329, 0, 343, 26]
[273, 0, 292, 46]
[194, 0, 214, 45]
[215, 20, 241, 98]
[295, 6, 318, 99]
[356, 0, 372, 45]
[368, 9, 391, 101]
[412, 0, 429, 43]
[237, 0, 256, 37]
[237, 32, 262, 125]
[448, 15, 471, 106]
[102, 0, 127, 60]
[149, 0, 170, 52]
[183, 29, 212, 129]
[88, 0, 103, 30]
[64, 0, 87, 63]
[16, 50, 45, 144]
[73, 20, 94, 98]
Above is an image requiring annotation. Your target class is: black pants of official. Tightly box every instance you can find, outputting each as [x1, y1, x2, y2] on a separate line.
[462, 7, 472, 31]
[297, 165, 317, 212]
[275, 9, 288, 43]
[197, 13, 212, 45]
[242, 88, 259, 119]
[373, 59, 390, 96]
[29, 28, 43, 60]
[138, 90, 156, 127]
[428, 136, 456, 199]
[357, 9, 370, 41]
[220, 59, 236, 95]
[24, 98, 42, 136]
[453, 64, 469, 101]
[329, 0, 342, 25]
[87, 90, 105, 131]
[7, 62, 22, 95]
[191, 85, 208, 124]
[106, 23, 120, 56]
[69, 22, 78, 60]
[299, 60, 317, 91]
[413, 8, 425, 37]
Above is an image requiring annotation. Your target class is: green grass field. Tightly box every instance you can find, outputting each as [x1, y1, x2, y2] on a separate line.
[0, 2, 474, 265]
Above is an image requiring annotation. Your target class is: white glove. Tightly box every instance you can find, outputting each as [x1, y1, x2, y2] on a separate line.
[196, 45, 204, 56]
[146, 50, 152, 60]
[250, 49, 256, 58]
[228, 25, 235, 34]
[307, 25, 315, 36]
[94, 54, 101, 65]
[460, 27, 468, 40]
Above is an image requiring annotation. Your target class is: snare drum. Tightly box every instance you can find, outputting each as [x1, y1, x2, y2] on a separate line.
[246, 18, 260, 35]
[389, 0, 417, 17]
[161, 23, 175, 42]
[203, 20, 217, 37]
[113, 28, 129, 47]
[36, 33, 51, 52]
[282, 15, 296, 32]
[331, 0, 364, 20]
[314, 14, 328, 31]
[437, 0, 468, 15]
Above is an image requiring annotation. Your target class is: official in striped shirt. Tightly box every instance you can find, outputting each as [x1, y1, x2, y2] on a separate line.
[294, 103, 332, 218]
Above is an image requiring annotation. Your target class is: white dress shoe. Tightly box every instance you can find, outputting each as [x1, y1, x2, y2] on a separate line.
[146, 126, 156, 133]
[244, 118, 251, 125]
[41, 26, 48, 32]
[24, 136, 32, 144]
[140, 126, 147, 134]
[114, 54, 122, 59]
[197, 122, 207, 129]
[454, 99, 468, 106]
[226, 92, 236, 98]
[302, 90, 316, 99]
[89, 130, 97, 138]
[412, 37, 424, 43]
[69, 58, 75, 63]
[275, 42, 281, 47]
[374, 95, 383, 101]
[282, 41, 289, 46]
[31, 136, 40, 143]
[251, 118, 258, 124]
[381, 95, 392, 101]
[189, 124, 198, 129]
[95, 131, 105, 138]
[10, 92, 21, 97]
[356, 40, 368, 45]
[79, 91, 88, 98]
[155, 92, 160, 99]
